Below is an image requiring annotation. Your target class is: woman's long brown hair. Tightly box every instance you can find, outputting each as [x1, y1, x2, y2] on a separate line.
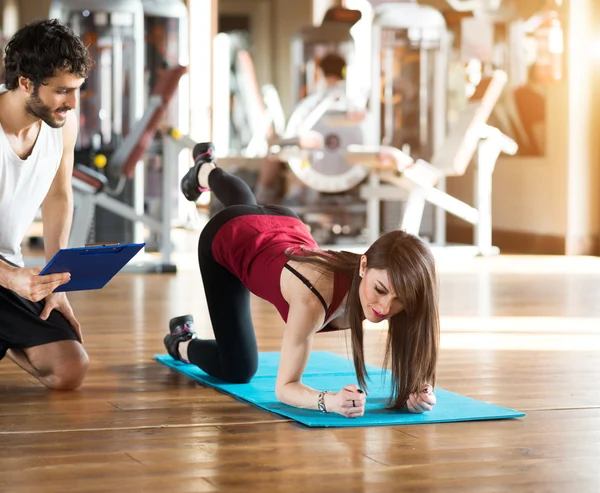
[286, 230, 439, 408]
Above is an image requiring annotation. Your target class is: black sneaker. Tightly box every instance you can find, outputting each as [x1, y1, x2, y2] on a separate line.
[163, 314, 197, 362]
[180, 142, 217, 202]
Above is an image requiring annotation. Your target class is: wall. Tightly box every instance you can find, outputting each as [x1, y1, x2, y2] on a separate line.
[218, 0, 273, 88]
[565, 0, 600, 254]
[18, 0, 51, 26]
[269, 0, 313, 115]
[2, 0, 19, 35]
[447, 0, 600, 255]
[1, 0, 51, 36]
[218, 0, 312, 116]
[187, 0, 217, 141]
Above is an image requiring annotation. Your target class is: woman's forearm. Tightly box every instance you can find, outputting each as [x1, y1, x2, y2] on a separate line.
[275, 381, 335, 412]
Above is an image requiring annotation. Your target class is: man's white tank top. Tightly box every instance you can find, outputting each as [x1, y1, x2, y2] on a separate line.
[0, 84, 63, 266]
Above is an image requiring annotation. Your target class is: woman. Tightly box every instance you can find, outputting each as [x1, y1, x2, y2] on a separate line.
[164, 142, 439, 418]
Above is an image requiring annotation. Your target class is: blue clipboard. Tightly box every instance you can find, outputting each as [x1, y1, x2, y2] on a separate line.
[39, 243, 145, 292]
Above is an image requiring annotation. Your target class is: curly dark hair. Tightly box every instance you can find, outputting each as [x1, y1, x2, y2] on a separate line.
[3, 18, 92, 90]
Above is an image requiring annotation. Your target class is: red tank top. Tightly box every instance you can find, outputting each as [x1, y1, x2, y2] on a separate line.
[211, 215, 351, 325]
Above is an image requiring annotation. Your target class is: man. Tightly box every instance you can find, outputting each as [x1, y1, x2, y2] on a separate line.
[254, 53, 349, 206]
[0, 19, 92, 389]
[512, 65, 546, 156]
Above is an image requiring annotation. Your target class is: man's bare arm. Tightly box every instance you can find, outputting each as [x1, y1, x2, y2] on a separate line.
[41, 111, 78, 261]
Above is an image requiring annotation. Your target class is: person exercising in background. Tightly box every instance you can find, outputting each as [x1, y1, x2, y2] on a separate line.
[0, 20, 92, 389]
[316, 52, 347, 89]
[254, 53, 349, 206]
[164, 142, 439, 418]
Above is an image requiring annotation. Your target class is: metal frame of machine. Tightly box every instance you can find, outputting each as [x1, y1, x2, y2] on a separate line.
[43, 0, 189, 272]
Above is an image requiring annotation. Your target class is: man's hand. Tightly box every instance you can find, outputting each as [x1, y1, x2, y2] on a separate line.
[7, 267, 70, 302]
[40, 292, 82, 343]
[406, 385, 436, 414]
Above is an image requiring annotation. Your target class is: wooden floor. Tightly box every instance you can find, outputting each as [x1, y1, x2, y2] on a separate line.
[1, 253, 600, 492]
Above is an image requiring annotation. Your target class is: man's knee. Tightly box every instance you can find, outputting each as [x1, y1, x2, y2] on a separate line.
[45, 348, 90, 390]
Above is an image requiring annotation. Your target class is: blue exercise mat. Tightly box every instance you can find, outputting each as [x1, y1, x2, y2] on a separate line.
[155, 351, 525, 427]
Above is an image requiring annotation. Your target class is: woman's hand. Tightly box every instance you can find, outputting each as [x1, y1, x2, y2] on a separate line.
[406, 385, 436, 414]
[326, 384, 366, 418]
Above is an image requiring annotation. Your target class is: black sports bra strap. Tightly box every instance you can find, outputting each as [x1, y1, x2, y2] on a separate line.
[284, 264, 328, 314]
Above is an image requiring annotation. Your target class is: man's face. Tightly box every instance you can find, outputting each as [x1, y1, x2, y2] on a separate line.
[25, 71, 84, 128]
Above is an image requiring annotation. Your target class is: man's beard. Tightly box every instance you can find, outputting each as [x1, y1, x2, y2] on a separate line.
[25, 87, 69, 129]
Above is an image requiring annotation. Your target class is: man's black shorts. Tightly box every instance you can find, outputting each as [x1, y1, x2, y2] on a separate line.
[0, 256, 78, 360]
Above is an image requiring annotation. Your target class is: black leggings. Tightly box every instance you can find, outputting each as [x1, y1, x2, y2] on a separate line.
[188, 167, 298, 383]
